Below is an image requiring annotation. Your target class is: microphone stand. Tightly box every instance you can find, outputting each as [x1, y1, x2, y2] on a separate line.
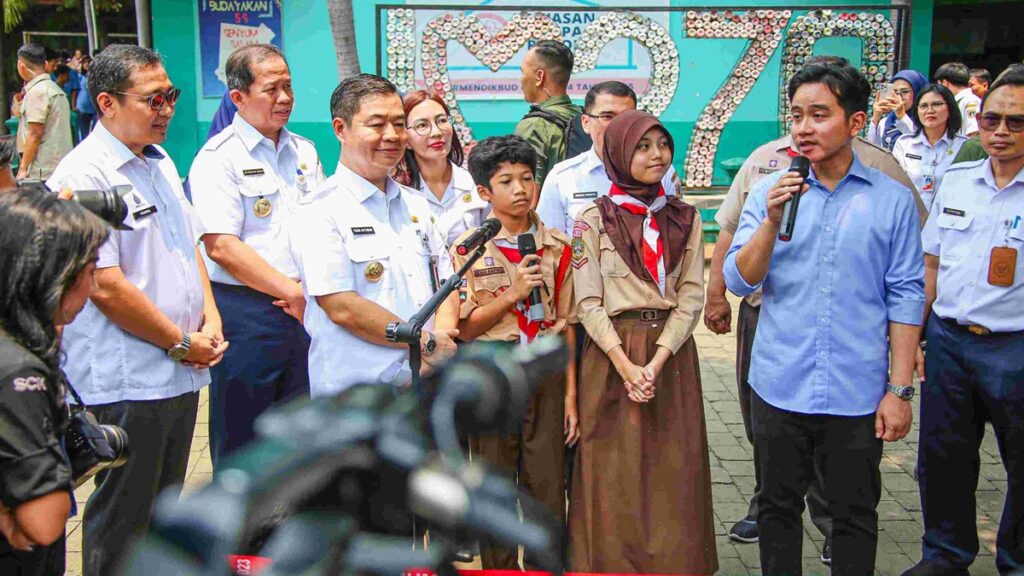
[393, 243, 488, 401]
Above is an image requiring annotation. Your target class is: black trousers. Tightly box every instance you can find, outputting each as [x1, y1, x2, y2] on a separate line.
[752, 391, 882, 576]
[83, 391, 199, 576]
[0, 532, 65, 576]
[737, 301, 831, 537]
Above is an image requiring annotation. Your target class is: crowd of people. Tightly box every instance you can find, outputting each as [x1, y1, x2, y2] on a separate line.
[0, 36, 1021, 576]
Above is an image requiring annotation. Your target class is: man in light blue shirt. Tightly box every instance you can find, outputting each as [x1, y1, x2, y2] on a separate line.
[904, 70, 1024, 576]
[724, 62, 925, 575]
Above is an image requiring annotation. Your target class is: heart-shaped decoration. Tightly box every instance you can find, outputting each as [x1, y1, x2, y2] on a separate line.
[571, 11, 679, 117]
[419, 12, 563, 146]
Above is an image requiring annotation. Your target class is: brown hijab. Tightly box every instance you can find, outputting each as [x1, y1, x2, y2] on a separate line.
[601, 110, 675, 198]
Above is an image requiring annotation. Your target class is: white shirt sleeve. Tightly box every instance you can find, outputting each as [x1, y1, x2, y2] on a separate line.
[188, 152, 245, 237]
[46, 166, 121, 268]
[300, 203, 354, 297]
[536, 172, 565, 233]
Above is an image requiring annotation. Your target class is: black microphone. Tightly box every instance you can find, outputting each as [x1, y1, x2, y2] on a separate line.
[778, 155, 811, 242]
[456, 218, 502, 256]
[517, 233, 545, 323]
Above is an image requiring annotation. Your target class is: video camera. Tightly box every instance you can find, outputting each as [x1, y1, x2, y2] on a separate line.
[118, 338, 569, 576]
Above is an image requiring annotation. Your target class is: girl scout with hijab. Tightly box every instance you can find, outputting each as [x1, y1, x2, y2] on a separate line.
[569, 110, 717, 574]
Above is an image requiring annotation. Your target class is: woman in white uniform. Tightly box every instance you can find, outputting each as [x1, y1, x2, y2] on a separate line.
[892, 84, 967, 210]
[393, 90, 488, 247]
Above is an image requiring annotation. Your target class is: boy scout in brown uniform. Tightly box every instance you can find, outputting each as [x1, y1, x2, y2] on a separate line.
[453, 135, 577, 570]
[705, 132, 925, 552]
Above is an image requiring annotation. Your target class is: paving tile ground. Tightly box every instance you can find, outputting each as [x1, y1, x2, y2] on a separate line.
[64, 270, 1007, 575]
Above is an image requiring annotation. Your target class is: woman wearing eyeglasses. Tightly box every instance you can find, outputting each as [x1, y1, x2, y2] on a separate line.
[393, 90, 488, 247]
[892, 84, 967, 210]
[870, 69, 928, 150]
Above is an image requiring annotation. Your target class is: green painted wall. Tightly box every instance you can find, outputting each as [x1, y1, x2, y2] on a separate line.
[155, 0, 935, 183]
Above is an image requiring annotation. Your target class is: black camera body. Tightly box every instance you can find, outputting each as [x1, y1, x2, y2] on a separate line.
[65, 407, 129, 488]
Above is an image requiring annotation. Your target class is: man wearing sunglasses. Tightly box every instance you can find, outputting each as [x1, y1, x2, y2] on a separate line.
[906, 69, 1024, 576]
[46, 44, 226, 576]
[189, 44, 324, 469]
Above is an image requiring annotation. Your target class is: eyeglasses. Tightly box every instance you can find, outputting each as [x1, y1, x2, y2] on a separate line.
[917, 102, 947, 112]
[894, 88, 914, 97]
[410, 115, 452, 136]
[116, 87, 181, 111]
[979, 112, 1024, 133]
[583, 112, 618, 122]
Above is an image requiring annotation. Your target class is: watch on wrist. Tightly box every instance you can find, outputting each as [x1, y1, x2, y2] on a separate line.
[168, 332, 191, 362]
[385, 322, 400, 343]
[421, 331, 437, 356]
[886, 382, 915, 401]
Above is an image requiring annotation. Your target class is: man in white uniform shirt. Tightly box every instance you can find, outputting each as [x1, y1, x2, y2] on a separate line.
[536, 81, 681, 236]
[46, 45, 226, 576]
[935, 62, 981, 138]
[189, 44, 325, 468]
[294, 74, 459, 397]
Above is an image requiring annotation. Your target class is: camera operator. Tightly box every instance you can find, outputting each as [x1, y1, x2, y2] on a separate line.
[0, 186, 109, 575]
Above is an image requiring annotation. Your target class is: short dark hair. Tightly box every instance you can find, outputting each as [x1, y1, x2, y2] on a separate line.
[802, 55, 850, 68]
[329, 73, 398, 124]
[17, 44, 47, 69]
[910, 84, 961, 140]
[88, 44, 163, 112]
[787, 62, 871, 118]
[54, 64, 71, 78]
[583, 81, 636, 113]
[934, 62, 971, 87]
[0, 136, 15, 168]
[530, 40, 573, 88]
[970, 68, 992, 86]
[226, 44, 287, 93]
[468, 135, 537, 190]
[981, 67, 1024, 111]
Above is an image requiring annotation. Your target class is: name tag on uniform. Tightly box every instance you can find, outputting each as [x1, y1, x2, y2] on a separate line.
[351, 226, 375, 236]
[474, 266, 505, 277]
[906, 154, 923, 160]
[573, 191, 598, 199]
[127, 190, 158, 219]
[757, 167, 779, 175]
[943, 207, 966, 217]
[242, 168, 265, 177]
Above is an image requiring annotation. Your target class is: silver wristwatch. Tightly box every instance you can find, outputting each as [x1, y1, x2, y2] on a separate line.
[168, 332, 191, 362]
[885, 382, 915, 401]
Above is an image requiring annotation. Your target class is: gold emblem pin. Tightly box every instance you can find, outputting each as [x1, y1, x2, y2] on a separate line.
[411, 215, 419, 223]
[365, 261, 385, 282]
[299, 163, 308, 171]
[253, 197, 272, 218]
[463, 193, 472, 203]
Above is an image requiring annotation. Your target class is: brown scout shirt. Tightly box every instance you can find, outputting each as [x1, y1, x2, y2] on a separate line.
[452, 213, 576, 342]
[572, 202, 705, 355]
[715, 135, 927, 307]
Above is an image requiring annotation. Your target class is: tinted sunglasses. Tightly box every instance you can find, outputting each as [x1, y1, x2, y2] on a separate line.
[978, 112, 1024, 133]
[116, 87, 181, 111]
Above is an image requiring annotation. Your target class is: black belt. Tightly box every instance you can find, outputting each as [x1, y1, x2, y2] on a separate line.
[616, 309, 669, 321]
[939, 316, 1022, 336]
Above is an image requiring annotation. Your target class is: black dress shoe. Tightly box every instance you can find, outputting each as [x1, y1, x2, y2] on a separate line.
[820, 539, 831, 565]
[899, 560, 971, 576]
[728, 516, 759, 543]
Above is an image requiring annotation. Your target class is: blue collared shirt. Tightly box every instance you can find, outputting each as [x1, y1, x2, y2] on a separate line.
[724, 153, 925, 416]
[46, 122, 209, 404]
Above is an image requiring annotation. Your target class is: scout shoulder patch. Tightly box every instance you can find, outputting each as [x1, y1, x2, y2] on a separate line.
[572, 220, 590, 238]
[570, 237, 588, 269]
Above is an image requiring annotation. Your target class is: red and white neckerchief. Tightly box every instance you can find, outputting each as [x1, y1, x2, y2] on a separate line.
[609, 184, 667, 295]
[494, 231, 549, 343]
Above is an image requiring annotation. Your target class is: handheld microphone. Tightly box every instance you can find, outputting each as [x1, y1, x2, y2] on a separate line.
[778, 155, 811, 242]
[456, 218, 501, 256]
[516, 233, 545, 322]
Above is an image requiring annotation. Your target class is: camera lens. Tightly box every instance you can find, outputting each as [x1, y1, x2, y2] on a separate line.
[73, 185, 131, 229]
[100, 424, 130, 468]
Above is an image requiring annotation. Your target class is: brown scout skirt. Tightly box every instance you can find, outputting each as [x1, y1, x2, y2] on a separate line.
[569, 311, 717, 574]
